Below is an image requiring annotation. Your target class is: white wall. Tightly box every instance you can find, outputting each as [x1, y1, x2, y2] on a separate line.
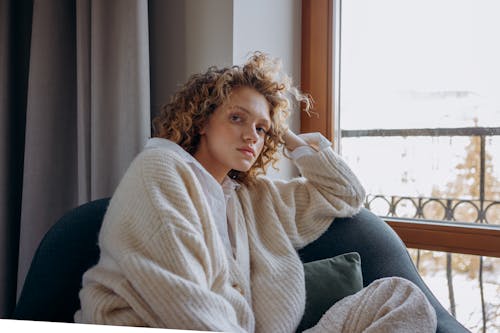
[233, 0, 301, 84]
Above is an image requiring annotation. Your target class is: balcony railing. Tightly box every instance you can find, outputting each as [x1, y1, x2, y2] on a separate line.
[341, 127, 500, 332]
[341, 126, 500, 256]
[363, 194, 500, 333]
[341, 126, 500, 222]
[364, 194, 500, 225]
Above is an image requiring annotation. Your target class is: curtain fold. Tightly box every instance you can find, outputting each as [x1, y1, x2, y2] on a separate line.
[76, 0, 92, 202]
[18, 0, 80, 298]
[1, 0, 153, 317]
[89, 0, 151, 199]
[0, 0, 33, 318]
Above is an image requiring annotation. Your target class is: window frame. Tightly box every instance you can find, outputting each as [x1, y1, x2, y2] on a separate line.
[300, 0, 500, 257]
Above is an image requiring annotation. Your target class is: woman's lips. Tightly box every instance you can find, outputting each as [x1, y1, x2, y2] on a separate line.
[238, 148, 255, 158]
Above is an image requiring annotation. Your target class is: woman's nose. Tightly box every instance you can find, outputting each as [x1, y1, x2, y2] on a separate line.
[243, 126, 259, 142]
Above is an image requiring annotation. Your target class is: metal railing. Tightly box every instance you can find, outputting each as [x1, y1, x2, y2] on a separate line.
[341, 127, 500, 333]
[364, 194, 500, 224]
[364, 194, 500, 333]
[341, 126, 500, 221]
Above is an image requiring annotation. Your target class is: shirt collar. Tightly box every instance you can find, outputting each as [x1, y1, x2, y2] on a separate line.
[222, 176, 241, 193]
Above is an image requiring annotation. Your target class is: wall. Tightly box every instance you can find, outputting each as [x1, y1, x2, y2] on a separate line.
[156, 0, 302, 179]
[185, 0, 234, 73]
[149, 0, 233, 118]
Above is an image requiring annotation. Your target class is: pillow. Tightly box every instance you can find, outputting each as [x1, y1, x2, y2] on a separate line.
[296, 252, 363, 332]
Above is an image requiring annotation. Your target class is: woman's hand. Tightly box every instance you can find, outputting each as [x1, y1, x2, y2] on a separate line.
[283, 129, 309, 152]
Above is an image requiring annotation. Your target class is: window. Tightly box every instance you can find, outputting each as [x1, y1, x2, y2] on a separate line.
[339, 0, 500, 203]
[301, 0, 500, 331]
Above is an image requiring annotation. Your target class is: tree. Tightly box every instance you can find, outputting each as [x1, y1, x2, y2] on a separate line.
[441, 135, 500, 205]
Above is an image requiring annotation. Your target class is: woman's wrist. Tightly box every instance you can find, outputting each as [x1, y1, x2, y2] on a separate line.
[283, 129, 308, 152]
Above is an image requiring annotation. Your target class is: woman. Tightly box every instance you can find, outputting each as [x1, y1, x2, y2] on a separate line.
[75, 52, 436, 332]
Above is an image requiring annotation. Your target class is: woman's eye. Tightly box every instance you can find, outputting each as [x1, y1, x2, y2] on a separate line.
[230, 114, 242, 122]
[256, 127, 268, 135]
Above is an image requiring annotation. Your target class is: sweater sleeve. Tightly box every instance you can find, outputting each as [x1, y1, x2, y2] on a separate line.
[76, 150, 252, 332]
[249, 143, 366, 249]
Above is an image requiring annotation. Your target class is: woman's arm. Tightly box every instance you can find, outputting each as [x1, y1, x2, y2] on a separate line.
[249, 131, 366, 249]
[283, 130, 365, 216]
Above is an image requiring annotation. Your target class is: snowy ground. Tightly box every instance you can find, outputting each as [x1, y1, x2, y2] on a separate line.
[420, 268, 500, 332]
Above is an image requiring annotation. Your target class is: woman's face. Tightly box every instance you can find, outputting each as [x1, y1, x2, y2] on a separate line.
[194, 86, 271, 183]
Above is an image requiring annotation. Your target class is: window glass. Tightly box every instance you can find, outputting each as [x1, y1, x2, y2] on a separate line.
[339, 0, 500, 209]
[408, 250, 500, 333]
[340, 0, 500, 130]
[338, 2, 500, 331]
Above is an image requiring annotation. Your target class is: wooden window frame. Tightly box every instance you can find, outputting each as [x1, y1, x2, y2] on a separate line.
[300, 0, 500, 258]
[301, 0, 333, 141]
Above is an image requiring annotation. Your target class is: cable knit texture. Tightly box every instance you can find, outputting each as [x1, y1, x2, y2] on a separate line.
[303, 277, 437, 333]
[73, 144, 433, 332]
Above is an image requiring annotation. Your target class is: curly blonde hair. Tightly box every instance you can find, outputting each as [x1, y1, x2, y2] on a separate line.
[152, 52, 312, 185]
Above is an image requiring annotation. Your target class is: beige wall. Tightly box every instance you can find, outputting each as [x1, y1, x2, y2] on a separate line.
[185, 0, 234, 73]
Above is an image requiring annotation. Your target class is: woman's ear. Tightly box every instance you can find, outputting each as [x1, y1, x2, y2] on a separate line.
[199, 123, 207, 135]
[199, 116, 212, 136]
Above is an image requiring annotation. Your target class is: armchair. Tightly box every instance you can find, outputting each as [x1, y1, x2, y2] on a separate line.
[12, 199, 469, 332]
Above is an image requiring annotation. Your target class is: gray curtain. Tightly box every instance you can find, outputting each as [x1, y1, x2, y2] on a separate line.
[0, 0, 174, 317]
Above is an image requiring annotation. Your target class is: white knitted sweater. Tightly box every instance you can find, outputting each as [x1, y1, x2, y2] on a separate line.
[74, 144, 365, 332]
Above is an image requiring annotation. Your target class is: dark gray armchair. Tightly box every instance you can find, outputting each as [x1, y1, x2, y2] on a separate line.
[12, 198, 469, 332]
